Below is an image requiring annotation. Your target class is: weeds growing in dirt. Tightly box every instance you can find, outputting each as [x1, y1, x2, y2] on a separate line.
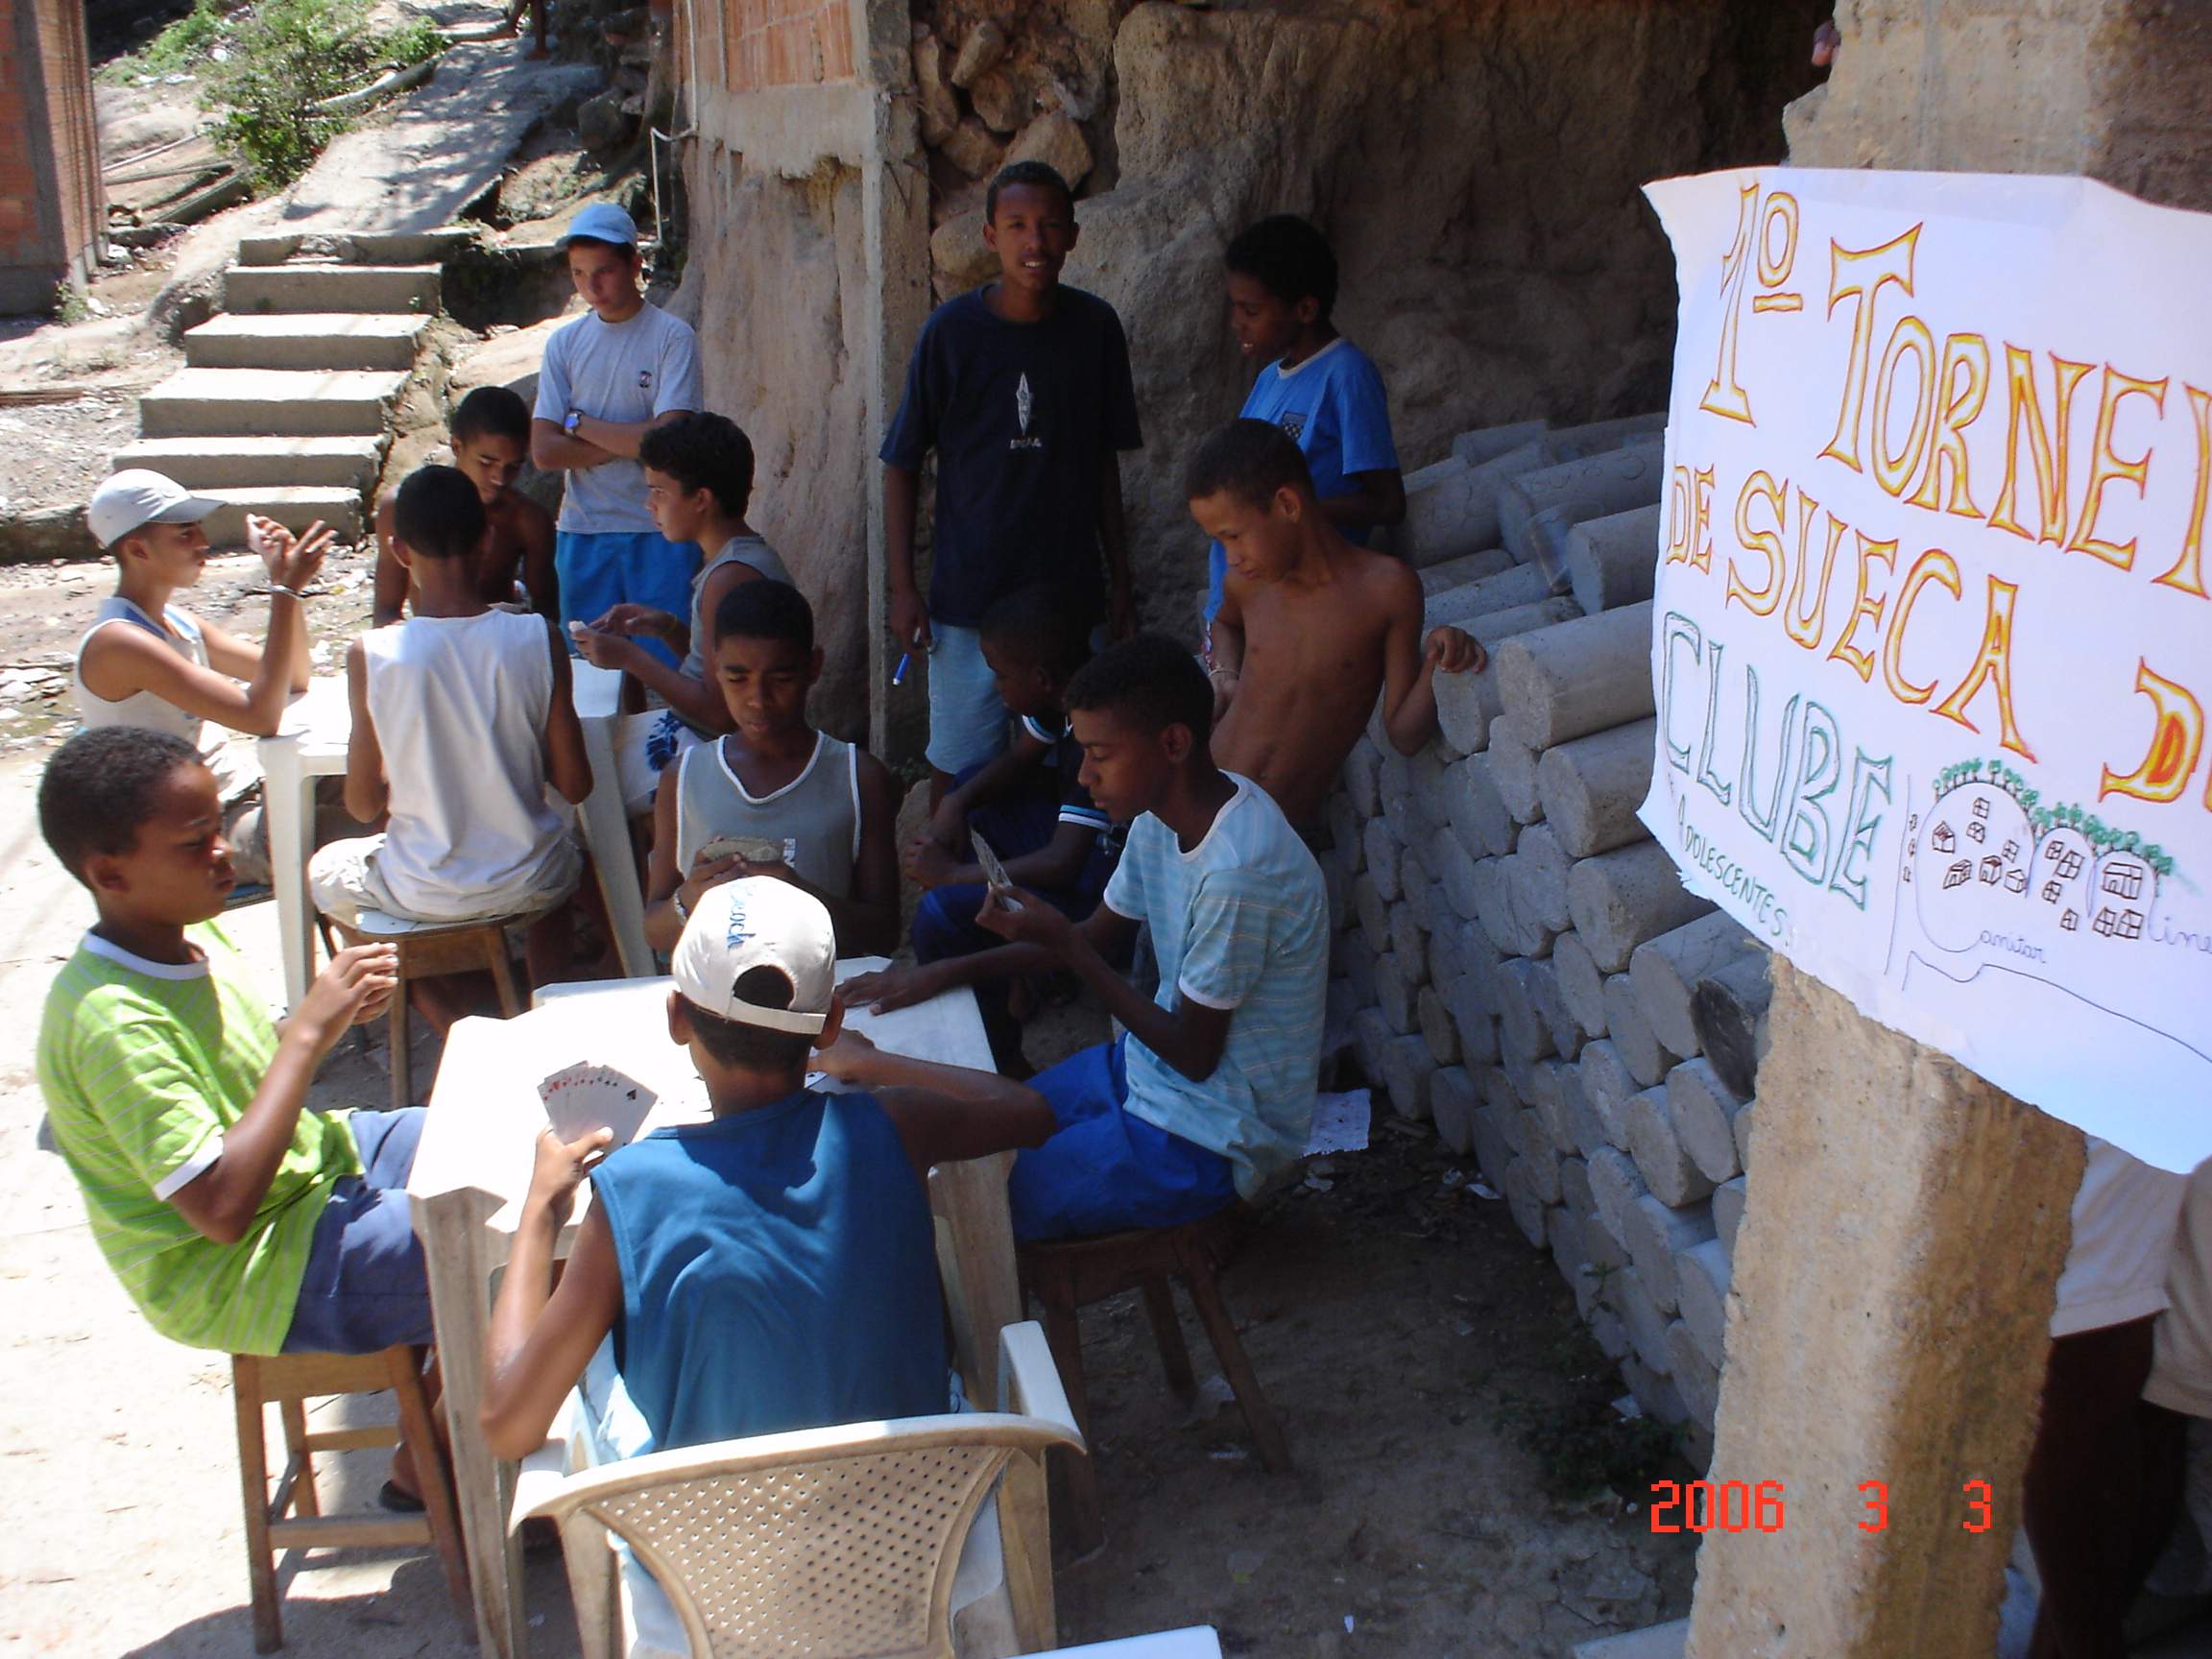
[103, 0, 449, 187]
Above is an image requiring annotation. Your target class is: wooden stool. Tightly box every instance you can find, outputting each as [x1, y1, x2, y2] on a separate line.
[1019, 1206, 1290, 1557]
[231, 1345, 469, 1652]
[326, 904, 555, 1110]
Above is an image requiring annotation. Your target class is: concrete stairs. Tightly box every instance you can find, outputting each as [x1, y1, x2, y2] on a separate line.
[120, 231, 455, 544]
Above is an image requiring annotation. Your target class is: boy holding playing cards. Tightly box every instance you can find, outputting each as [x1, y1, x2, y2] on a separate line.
[479, 878, 1054, 1459]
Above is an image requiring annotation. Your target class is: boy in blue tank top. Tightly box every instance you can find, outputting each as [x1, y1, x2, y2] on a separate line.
[478, 878, 1054, 1461]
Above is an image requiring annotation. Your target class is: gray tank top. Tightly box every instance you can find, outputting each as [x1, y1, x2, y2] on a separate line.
[680, 535, 794, 685]
[675, 732, 860, 899]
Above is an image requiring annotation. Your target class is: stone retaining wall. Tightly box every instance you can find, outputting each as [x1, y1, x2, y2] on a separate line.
[1320, 416, 1773, 1467]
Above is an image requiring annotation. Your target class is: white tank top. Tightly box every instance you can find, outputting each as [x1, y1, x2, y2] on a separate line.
[363, 609, 575, 919]
[675, 732, 861, 898]
[71, 596, 257, 801]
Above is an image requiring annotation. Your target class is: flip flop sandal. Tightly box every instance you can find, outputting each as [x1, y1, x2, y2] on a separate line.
[378, 1479, 426, 1514]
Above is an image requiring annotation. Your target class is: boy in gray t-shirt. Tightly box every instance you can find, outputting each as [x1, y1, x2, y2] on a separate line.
[530, 204, 703, 667]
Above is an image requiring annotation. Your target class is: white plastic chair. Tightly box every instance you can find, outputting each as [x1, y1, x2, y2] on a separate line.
[512, 1321, 1084, 1659]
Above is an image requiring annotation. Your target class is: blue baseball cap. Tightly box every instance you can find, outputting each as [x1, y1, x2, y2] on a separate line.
[556, 203, 639, 251]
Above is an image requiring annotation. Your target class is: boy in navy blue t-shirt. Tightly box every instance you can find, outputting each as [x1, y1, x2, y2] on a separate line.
[1206, 214, 1404, 639]
[880, 161, 1142, 800]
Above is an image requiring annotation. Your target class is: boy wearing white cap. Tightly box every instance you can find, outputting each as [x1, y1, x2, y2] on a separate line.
[72, 469, 334, 885]
[529, 204, 704, 667]
[478, 878, 1053, 1461]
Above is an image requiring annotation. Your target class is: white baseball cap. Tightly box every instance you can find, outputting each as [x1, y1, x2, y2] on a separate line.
[670, 878, 835, 1034]
[556, 203, 640, 251]
[87, 469, 223, 549]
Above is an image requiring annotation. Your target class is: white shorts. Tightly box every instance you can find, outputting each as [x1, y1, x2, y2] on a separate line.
[2148, 1159, 2212, 1417]
[308, 833, 581, 927]
[2050, 1138, 2188, 1339]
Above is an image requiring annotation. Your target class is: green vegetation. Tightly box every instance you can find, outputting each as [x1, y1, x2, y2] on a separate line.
[104, 0, 449, 188]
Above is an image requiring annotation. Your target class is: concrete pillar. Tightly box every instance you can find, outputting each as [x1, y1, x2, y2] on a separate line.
[1512, 823, 1575, 933]
[1713, 1173, 1748, 1260]
[1628, 913, 1762, 1060]
[1535, 717, 1659, 858]
[1448, 757, 1518, 860]
[1497, 441, 1666, 564]
[1668, 1057, 1747, 1186]
[1381, 1031, 1436, 1120]
[1690, 951, 1772, 1100]
[1567, 840, 1718, 974]
[1626, 1189, 1717, 1315]
[1602, 971, 1674, 1087]
[1541, 411, 1668, 460]
[1417, 985, 1460, 1066]
[1565, 503, 1665, 617]
[1430, 595, 1585, 753]
[1667, 1318, 1722, 1429]
[1431, 1064, 1479, 1154]
[1426, 562, 1554, 629]
[1418, 546, 1515, 594]
[1361, 819, 1404, 901]
[1685, 962, 2084, 1659]
[1452, 418, 1551, 467]
[1492, 601, 1657, 749]
[1486, 714, 1548, 825]
[1551, 930, 1610, 1042]
[1389, 440, 1552, 567]
[1623, 1085, 1718, 1207]
[1589, 1142, 1647, 1245]
[1374, 949, 1418, 1035]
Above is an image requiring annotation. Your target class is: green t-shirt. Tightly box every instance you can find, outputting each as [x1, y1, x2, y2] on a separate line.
[36, 923, 361, 1355]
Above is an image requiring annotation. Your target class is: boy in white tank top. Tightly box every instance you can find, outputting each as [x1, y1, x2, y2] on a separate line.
[569, 413, 793, 812]
[72, 469, 336, 886]
[309, 467, 595, 1030]
[642, 581, 900, 958]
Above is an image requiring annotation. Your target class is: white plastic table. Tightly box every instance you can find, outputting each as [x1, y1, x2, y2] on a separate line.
[409, 965, 1019, 1659]
[254, 659, 654, 1009]
[1023, 1631, 1223, 1658]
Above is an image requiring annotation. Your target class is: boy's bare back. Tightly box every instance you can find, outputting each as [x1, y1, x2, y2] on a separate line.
[1213, 542, 1418, 827]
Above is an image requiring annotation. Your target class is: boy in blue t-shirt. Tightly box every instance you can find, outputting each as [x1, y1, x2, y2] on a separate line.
[879, 161, 1143, 801]
[845, 637, 1330, 1241]
[1206, 214, 1404, 638]
[479, 878, 1054, 1461]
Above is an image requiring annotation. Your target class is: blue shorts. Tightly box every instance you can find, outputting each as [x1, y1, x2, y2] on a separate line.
[556, 530, 701, 669]
[283, 1108, 435, 1355]
[925, 623, 1009, 776]
[1009, 1039, 1236, 1243]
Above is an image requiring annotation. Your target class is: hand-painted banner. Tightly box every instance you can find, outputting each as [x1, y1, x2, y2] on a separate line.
[1641, 169, 2212, 1173]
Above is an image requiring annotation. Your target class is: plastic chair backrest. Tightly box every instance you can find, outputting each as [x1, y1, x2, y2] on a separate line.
[524, 1412, 1078, 1659]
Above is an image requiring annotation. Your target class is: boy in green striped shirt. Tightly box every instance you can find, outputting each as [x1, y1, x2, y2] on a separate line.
[36, 728, 441, 1499]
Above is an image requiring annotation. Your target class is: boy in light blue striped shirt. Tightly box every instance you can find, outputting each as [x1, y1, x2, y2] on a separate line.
[843, 636, 1329, 1239]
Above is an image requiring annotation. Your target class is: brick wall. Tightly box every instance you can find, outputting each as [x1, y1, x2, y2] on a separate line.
[694, 0, 856, 96]
[0, 0, 104, 311]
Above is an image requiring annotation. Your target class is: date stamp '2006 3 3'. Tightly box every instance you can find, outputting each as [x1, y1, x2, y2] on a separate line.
[1648, 1479, 1999, 1534]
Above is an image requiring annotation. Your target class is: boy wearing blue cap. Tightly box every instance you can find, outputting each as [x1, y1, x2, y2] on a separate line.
[531, 204, 704, 666]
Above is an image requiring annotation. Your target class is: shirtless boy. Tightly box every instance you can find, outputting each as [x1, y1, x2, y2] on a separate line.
[373, 387, 557, 624]
[1193, 418, 1482, 827]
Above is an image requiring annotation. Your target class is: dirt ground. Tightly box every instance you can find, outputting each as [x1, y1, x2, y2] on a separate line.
[1047, 1110, 1699, 1653]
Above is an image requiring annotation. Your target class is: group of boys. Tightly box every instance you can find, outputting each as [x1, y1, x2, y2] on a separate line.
[35, 167, 1492, 1517]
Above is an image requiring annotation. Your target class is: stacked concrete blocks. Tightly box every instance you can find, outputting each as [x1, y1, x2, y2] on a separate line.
[1316, 413, 1780, 1466]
